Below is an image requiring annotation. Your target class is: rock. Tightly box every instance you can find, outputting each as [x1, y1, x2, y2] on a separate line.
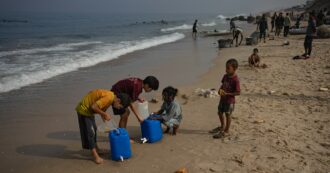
[175, 168, 188, 173]
[267, 90, 276, 95]
[319, 87, 328, 91]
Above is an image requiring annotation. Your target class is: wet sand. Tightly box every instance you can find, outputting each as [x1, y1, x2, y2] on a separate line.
[1, 22, 329, 173]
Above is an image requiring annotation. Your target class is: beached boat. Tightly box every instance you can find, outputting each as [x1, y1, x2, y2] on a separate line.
[289, 28, 307, 35]
[201, 31, 232, 37]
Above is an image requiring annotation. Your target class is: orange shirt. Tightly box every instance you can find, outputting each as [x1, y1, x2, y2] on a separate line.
[76, 89, 115, 116]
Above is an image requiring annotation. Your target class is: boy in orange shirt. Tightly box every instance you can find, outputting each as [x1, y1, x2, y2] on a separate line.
[76, 89, 131, 164]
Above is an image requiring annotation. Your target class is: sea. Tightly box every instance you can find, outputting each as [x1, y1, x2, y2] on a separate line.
[0, 12, 242, 93]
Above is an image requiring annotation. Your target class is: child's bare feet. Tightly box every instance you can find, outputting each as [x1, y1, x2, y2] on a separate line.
[94, 157, 104, 164]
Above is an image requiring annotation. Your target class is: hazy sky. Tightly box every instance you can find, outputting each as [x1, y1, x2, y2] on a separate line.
[1, 0, 307, 14]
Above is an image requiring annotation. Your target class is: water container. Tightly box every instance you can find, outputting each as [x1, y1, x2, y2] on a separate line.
[137, 101, 149, 120]
[96, 117, 118, 133]
[109, 128, 132, 161]
[141, 119, 163, 143]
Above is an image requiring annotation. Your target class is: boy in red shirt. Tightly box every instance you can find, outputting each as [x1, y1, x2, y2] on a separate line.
[111, 76, 159, 128]
[209, 59, 240, 138]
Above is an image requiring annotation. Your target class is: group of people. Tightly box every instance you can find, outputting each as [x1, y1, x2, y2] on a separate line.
[270, 12, 292, 37]
[75, 59, 242, 164]
[75, 76, 183, 163]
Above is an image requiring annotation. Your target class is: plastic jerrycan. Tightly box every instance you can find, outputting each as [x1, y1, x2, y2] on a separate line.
[109, 127, 132, 161]
[141, 118, 163, 143]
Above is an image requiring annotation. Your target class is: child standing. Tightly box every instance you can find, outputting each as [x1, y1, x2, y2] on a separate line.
[209, 59, 240, 138]
[75, 89, 131, 164]
[152, 86, 182, 135]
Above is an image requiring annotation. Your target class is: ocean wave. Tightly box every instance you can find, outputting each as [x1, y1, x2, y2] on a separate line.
[0, 41, 103, 57]
[201, 22, 216, 27]
[217, 15, 228, 19]
[161, 24, 192, 32]
[0, 33, 185, 93]
[217, 13, 248, 19]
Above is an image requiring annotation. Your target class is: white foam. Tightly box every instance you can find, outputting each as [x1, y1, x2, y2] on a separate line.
[161, 24, 192, 32]
[0, 33, 185, 93]
[202, 22, 216, 27]
[0, 41, 103, 57]
[217, 15, 228, 20]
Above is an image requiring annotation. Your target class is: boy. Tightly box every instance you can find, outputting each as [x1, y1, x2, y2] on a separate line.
[209, 59, 240, 138]
[283, 13, 291, 37]
[111, 76, 159, 128]
[248, 48, 261, 67]
[76, 89, 131, 164]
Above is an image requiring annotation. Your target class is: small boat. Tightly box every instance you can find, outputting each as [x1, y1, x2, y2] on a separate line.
[201, 31, 232, 37]
[289, 28, 307, 35]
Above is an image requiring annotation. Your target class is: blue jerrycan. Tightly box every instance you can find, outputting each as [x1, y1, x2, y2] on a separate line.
[141, 118, 163, 143]
[109, 128, 132, 161]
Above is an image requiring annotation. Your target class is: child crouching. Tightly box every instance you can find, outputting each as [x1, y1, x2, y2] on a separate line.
[151, 86, 182, 135]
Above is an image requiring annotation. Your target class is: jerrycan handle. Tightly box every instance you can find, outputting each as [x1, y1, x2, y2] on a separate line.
[109, 119, 120, 135]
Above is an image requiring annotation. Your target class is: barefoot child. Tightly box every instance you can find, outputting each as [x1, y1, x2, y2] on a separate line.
[111, 76, 159, 128]
[151, 86, 182, 135]
[75, 89, 131, 164]
[209, 59, 240, 138]
[248, 48, 261, 67]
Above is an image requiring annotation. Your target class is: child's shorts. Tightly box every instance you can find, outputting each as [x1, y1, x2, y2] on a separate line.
[77, 113, 97, 150]
[218, 102, 235, 116]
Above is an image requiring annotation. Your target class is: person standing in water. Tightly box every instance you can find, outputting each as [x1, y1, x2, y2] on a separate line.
[192, 19, 198, 39]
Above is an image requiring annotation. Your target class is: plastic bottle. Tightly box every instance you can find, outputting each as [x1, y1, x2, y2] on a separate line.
[137, 101, 150, 120]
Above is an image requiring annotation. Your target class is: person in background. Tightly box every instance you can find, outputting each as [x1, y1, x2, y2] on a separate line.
[257, 14, 268, 43]
[283, 13, 291, 37]
[295, 13, 304, 28]
[317, 10, 325, 26]
[303, 11, 317, 58]
[232, 27, 243, 47]
[275, 12, 284, 37]
[271, 12, 277, 32]
[192, 19, 198, 39]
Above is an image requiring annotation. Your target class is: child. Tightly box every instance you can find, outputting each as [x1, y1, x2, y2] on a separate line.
[111, 76, 159, 128]
[209, 59, 240, 138]
[152, 86, 182, 135]
[75, 89, 131, 164]
[248, 48, 261, 67]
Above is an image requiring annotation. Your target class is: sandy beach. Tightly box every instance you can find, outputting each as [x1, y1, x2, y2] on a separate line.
[0, 15, 330, 173]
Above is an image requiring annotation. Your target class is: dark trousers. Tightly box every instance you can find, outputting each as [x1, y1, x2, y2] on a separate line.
[284, 26, 290, 37]
[304, 35, 313, 56]
[77, 113, 97, 149]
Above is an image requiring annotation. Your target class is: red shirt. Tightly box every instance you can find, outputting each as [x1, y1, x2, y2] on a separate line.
[220, 74, 240, 104]
[111, 78, 143, 102]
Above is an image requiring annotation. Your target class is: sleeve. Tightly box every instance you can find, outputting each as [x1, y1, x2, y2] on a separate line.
[95, 96, 112, 111]
[220, 75, 225, 89]
[235, 78, 241, 93]
[131, 79, 142, 101]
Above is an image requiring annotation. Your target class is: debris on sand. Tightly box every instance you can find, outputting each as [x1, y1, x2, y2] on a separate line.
[175, 167, 188, 173]
[195, 88, 219, 98]
[319, 87, 328, 92]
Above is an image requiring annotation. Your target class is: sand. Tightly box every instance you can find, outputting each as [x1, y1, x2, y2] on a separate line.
[0, 24, 329, 173]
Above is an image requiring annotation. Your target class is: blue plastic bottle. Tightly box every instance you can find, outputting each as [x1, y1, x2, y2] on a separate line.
[109, 128, 132, 161]
[141, 119, 163, 143]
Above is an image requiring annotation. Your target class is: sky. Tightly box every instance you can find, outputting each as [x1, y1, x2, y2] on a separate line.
[0, 0, 307, 15]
